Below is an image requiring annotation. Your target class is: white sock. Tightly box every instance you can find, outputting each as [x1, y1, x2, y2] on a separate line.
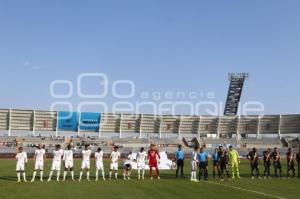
[87, 171, 90, 179]
[109, 171, 112, 178]
[49, 171, 53, 180]
[40, 171, 43, 181]
[123, 173, 126, 179]
[23, 172, 26, 181]
[57, 171, 60, 181]
[71, 171, 74, 180]
[17, 173, 21, 181]
[102, 170, 105, 179]
[115, 172, 118, 179]
[32, 171, 37, 181]
[138, 169, 140, 178]
[191, 171, 195, 180]
[96, 170, 99, 180]
[79, 171, 83, 180]
[63, 171, 67, 180]
[142, 169, 145, 178]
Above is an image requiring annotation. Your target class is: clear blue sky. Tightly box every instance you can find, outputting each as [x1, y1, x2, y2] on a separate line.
[0, 0, 300, 115]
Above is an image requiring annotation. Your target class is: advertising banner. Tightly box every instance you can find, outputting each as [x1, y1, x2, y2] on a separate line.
[79, 112, 101, 132]
[57, 111, 78, 131]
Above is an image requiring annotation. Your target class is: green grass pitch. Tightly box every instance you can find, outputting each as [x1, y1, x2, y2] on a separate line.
[0, 159, 299, 199]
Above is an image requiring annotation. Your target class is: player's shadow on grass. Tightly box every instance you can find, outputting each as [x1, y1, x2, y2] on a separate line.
[0, 176, 16, 181]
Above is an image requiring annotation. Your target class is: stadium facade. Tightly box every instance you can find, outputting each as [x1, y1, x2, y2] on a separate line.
[1, 108, 300, 140]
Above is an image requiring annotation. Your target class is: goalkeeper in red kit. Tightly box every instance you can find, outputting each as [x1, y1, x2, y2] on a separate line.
[148, 144, 160, 180]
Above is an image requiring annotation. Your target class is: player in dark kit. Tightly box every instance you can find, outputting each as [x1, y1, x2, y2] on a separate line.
[272, 147, 282, 178]
[212, 148, 220, 179]
[148, 144, 160, 180]
[219, 146, 230, 181]
[297, 149, 300, 178]
[286, 148, 296, 178]
[263, 148, 272, 179]
[247, 148, 260, 179]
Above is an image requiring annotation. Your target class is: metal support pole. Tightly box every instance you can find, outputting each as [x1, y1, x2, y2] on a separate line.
[32, 110, 36, 136]
[119, 114, 122, 138]
[198, 115, 202, 140]
[159, 115, 162, 139]
[77, 112, 80, 137]
[236, 115, 241, 140]
[8, 109, 11, 136]
[139, 114, 143, 138]
[278, 115, 282, 139]
[178, 115, 183, 140]
[257, 115, 261, 138]
[217, 116, 221, 139]
[55, 111, 58, 137]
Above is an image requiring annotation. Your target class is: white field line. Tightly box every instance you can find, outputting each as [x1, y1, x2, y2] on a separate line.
[203, 181, 287, 199]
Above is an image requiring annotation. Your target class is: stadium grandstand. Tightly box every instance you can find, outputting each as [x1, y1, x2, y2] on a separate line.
[0, 108, 299, 157]
[1, 73, 299, 157]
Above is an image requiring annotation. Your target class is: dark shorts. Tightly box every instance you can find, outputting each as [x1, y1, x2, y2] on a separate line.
[274, 161, 282, 169]
[213, 161, 219, 167]
[124, 163, 132, 170]
[264, 161, 271, 168]
[251, 163, 259, 168]
[177, 159, 184, 167]
[199, 162, 206, 169]
[220, 163, 228, 171]
[287, 162, 295, 170]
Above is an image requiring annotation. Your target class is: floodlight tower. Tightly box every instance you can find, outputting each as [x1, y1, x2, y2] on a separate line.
[224, 73, 249, 116]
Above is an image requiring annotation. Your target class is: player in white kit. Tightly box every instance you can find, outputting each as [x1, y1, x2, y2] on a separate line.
[136, 147, 147, 180]
[16, 147, 28, 182]
[109, 146, 121, 180]
[95, 147, 106, 181]
[123, 152, 134, 180]
[47, 145, 64, 182]
[190, 147, 199, 182]
[63, 145, 75, 181]
[31, 144, 46, 182]
[79, 144, 91, 181]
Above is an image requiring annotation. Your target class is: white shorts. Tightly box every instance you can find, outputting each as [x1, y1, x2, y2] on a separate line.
[16, 163, 25, 171]
[51, 161, 61, 171]
[64, 161, 73, 168]
[81, 161, 90, 169]
[110, 162, 118, 170]
[137, 162, 146, 169]
[191, 161, 197, 171]
[96, 162, 104, 170]
[35, 161, 44, 170]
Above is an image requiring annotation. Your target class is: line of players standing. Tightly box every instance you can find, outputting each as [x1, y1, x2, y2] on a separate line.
[15, 143, 161, 182]
[174, 144, 300, 182]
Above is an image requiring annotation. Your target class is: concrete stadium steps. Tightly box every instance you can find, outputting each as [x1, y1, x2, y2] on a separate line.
[259, 115, 280, 134]
[140, 114, 160, 133]
[10, 109, 33, 131]
[34, 110, 57, 131]
[160, 115, 180, 134]
[199, 116, 218, 135]
[219, 116, 239, 136]
[1, 108, 300, 138]
[100, 113, 121, 133]
[120, 113, 141, 133]
[238, 116, 259, 135]
[179, 116, 199, 135]
[280, 114, 300, 134]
